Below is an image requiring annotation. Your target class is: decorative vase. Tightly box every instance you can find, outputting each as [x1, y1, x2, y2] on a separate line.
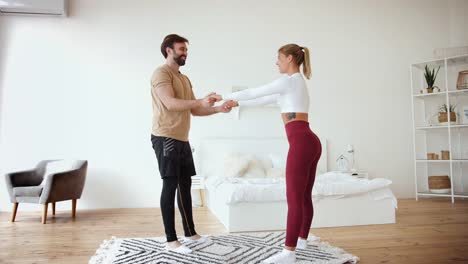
[427, 153, 435, 160]
[441, 150, 450, 160]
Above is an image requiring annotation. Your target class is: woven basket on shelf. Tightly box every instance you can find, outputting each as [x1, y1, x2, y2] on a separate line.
[428, 175, 451, 193]
[457, 70, 468, 90]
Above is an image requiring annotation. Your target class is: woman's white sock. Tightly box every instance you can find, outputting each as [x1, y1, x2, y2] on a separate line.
[262, 249, 296, 263]
[296, 238, 308, 249]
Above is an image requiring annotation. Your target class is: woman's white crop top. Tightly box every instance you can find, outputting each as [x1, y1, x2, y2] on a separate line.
[222, 72, 309, 113]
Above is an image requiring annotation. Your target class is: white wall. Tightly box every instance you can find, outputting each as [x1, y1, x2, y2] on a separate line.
[448, 0, 468, 47]
[0, 17, 6, 147]
[0, 0, 467, 212]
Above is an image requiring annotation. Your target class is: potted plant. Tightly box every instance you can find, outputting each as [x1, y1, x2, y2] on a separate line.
[424, 65, 440, 93]
[438, 103, 457, 124]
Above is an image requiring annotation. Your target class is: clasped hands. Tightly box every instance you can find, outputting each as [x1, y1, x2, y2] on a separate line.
[201, 92, 238, 113]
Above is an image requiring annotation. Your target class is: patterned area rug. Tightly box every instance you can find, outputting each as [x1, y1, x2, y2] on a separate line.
[89, 232, 359, 264]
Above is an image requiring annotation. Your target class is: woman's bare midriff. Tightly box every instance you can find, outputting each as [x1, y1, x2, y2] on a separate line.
[281, 112, 308, 125]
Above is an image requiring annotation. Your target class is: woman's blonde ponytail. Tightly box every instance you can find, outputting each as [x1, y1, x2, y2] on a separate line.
[301, 47, 311, 80]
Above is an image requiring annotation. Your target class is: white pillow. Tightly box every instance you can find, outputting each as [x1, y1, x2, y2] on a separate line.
[269, 154, 287, 169]
[243, 158, 267, 178]
[40, 160, 80, 186]
[223, 153, 252, 178]
[266, 167, 286, 178]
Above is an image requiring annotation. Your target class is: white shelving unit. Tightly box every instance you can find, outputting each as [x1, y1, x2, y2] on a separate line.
[410, 54, 468, 203]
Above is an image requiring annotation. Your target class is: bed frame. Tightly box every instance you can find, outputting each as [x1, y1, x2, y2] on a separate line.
[197, 137, 396, 232]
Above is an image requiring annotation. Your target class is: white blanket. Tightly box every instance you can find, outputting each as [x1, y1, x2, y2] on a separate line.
[205, 171, 396, 207]
[312, 172, 393, 196]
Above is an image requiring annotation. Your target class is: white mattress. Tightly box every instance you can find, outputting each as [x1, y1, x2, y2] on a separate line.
[205, 172, 397, 208]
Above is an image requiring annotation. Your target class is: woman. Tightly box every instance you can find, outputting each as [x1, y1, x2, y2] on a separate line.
[221, 44, 322, 264]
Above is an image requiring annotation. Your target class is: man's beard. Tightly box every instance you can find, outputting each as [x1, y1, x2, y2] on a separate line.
[174, 54, 186, 66]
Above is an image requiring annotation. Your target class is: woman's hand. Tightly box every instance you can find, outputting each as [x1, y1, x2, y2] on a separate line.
[221, 100, 238, 111]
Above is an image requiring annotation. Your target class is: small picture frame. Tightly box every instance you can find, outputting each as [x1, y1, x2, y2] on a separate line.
[463, 106, 468, 124]
[336, 154, 349, 172]
[232, 86, 248, 92]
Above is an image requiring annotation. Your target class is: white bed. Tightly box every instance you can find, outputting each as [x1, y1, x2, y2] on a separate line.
[196, 137, 397, 232]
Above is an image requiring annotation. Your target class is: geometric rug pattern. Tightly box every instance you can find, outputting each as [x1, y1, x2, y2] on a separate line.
[89, 232, 359, 264]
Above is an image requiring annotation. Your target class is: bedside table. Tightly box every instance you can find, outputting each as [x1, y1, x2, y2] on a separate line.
[332, 170, 369, 179]
[191, 175, 205, 207]
[346, 171, 369, 179]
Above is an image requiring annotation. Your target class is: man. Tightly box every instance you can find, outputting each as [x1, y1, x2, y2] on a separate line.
[150, 34, 231, 253]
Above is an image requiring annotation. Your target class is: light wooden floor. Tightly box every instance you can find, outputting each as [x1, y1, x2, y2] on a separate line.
[1, 198, 467, 264]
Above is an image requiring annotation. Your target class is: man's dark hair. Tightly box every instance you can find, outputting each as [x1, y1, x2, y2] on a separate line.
[160, 34, 189, 58]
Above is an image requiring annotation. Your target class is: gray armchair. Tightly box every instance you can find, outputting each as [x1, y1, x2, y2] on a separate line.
[4, 160, 88, 224]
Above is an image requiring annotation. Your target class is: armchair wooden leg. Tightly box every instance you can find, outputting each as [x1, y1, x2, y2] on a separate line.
[200, 190, 205, 207]
[11, 203, 18, 222]
[42, 204, 48, 224]
[52, 202, 56, 216]
[72, 199, 77, 218]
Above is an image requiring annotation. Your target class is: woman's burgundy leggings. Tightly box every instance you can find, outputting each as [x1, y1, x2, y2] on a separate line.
[285, 121, 322, 247]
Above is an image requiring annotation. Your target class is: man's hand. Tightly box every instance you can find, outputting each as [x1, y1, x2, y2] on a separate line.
[200, 92, 222, 108]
